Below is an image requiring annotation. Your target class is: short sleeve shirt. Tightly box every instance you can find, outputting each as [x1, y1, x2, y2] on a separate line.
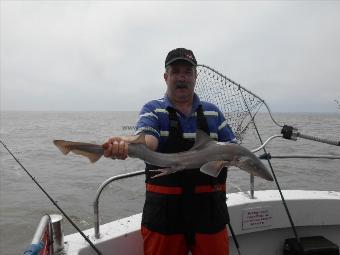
[135, 93, 236, 151]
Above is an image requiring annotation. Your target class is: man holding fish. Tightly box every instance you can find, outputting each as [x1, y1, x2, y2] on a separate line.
[54, 48, 272, 254]
[103, 48, 236, 255]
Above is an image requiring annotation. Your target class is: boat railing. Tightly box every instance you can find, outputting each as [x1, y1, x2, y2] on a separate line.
[31, 215, 53, 254]
[93, 169, 260, 238]
[27, 214, 64, 255]
[93, 169, 260, 239]
[93, 170, 145, 239]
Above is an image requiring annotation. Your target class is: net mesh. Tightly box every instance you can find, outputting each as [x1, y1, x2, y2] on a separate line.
[195, 65, 264, 143]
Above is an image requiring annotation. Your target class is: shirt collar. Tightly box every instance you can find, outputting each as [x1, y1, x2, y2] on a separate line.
[164, 93, 202, 114]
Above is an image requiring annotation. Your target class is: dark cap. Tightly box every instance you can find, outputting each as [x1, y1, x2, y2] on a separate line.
[165, 48, 197, 67]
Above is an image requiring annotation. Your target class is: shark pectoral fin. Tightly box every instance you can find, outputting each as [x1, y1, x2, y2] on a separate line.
[149, 165, 184, 178]
[149, 168, 173, 178]
[71, 149, 102, 163]
[200, 161, 230, 177]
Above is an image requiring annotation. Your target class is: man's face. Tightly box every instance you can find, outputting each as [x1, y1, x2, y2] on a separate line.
[164, 60, 197, 103]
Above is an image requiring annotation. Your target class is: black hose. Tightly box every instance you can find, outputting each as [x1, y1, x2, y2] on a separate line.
[297, 132, 340, 146]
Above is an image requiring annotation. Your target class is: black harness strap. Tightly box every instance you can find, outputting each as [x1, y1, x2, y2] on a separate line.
[142, 105, 229, 245]
[167, 106, 210, 245]
[196, 105, 210, 134]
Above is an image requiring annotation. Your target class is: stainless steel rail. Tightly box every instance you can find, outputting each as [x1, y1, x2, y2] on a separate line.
[31, 215, 54, 255]
[251, 135, 282, 153]
[30, 214, 65, 254]
[93, 154, 340, 238]
[94, 170, 145, 239]
[32, 215, 52, 246]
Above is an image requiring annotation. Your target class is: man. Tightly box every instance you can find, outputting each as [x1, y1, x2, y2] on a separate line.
[103, 48, 236, 255]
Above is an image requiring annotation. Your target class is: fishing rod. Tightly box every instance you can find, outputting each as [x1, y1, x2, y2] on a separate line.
[0, 140, 102, 255]
[239, 91, 303, 247]
[197, 63, 339, 254]
[252, 135, 340, 155]
[260, 154, 340, 160]
[212, 87, 307, 249]
[227, 223, 242, 255]
[255, 104, 339, 146]
[244, 109, 340, 250]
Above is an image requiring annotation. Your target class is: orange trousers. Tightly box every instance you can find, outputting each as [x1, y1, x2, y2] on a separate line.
[141, 226, 229, 255]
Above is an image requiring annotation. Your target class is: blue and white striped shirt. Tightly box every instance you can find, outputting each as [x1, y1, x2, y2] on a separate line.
[135, 93, 236, 151]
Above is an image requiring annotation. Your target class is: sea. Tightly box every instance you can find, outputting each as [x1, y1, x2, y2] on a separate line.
[0, 111, 339, 255]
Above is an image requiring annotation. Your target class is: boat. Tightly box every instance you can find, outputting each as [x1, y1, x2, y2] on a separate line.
[25, 172, 340, 255]
[21, 65, 340, 255]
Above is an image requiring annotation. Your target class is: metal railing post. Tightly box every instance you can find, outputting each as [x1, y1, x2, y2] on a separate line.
[31, 214, 64, 255]
[51, 214, 64, 253]
[93, 170, 145, 239]
[250, 174, 255, 199]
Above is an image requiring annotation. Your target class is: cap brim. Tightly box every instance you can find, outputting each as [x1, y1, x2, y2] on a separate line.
[165, 57, 197, 67]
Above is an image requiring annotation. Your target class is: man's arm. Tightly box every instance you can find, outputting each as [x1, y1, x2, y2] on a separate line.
[103, 100, 160, 159]
[216, 108, 237, 143]
[144, 134, 158, 151]
[102, 134, 158, 160]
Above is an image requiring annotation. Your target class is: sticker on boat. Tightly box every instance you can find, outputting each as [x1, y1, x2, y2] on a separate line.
[242, 206, 273, 230]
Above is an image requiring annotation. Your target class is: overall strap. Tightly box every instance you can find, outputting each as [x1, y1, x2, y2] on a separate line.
[166, 105, 211, 245]
[196, 105, 210, 135]
[166, 106, 184, 140]
[142, 104, 229, 241]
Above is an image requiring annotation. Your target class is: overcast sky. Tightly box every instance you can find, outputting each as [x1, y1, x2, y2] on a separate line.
[1, 1, 340, 112]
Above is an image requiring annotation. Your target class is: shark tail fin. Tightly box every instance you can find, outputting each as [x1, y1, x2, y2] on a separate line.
[53, 140, 102, 163]
[53, 140, 72, 155]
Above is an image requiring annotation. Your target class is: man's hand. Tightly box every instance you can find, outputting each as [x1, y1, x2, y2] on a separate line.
[102, 137, 128, 160]
[102, 133, 158, 160]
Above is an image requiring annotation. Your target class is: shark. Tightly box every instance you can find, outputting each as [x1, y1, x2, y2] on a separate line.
[53, 130, 273, 181]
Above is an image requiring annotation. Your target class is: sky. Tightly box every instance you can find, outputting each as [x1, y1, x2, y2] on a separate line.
[1, 1, 340, 113]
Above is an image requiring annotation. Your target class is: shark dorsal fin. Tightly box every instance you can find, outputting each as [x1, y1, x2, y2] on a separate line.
[189, 129, 215, 151]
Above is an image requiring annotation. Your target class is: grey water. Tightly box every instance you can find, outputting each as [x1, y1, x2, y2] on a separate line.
[0, 111, 339, 255]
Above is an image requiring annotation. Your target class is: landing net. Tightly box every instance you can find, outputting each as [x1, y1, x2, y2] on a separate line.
[195, 64, 264, 143]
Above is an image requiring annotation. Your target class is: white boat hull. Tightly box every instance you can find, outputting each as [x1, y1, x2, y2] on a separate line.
[63, 190, 340, 255]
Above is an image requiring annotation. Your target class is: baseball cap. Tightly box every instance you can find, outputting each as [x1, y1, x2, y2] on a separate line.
[165, 48, 197, 67]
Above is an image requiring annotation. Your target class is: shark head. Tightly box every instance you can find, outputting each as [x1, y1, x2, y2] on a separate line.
[194, 129, 274, 181]
[236, 155, 274, 181]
